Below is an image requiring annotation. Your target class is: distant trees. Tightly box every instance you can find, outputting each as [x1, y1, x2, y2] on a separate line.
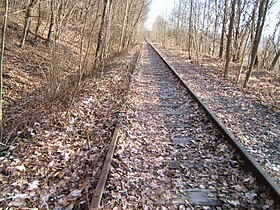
[150, 0, 279, 87]
[1, 0, 150, 141]
[5, 0, 149, 83]
[7, 0, 149, 65]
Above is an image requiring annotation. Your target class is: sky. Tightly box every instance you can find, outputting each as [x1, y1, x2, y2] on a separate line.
[145, 0, 175, 30]
[145, 0, 280, 33]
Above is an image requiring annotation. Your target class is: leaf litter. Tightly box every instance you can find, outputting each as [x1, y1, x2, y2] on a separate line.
[154, 44, 280, 187]
[102, 44, 279, 209]
[0, 49, 139, 209]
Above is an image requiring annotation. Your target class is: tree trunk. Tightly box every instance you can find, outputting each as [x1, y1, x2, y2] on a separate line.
[175, 0, 181, 46]
[219, 0, 228, 59]
[212, 0, 219, 56]
[188, 0, 193, 60]
[0, 0, 8, 141]
[224, 0, 236, 78]
[83, 1, 101, 76]
[200, 1, 206, 54]
[21, 0, 38, 48]
[118, 0, 129, 53]
[102, 0, 113, 70]
[125, 0, 146, 50]
[244, 0, 270, 87]
[236, 30, 250, 84]
[35, 0, 41, 36]
[233, 0, 241, 62]
[47, 0, 55, 44]
[93, 0, 110, 72]
[269, 49, 280, 71]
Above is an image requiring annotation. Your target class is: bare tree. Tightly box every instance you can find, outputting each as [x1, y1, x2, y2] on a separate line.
[47, 0, 55, 44]
[188, 0, 193, 59]
[20, 0, 38, 48]
[244, 0, 270, 87]
[224, 0, 236, 78]
[93, 0, 112, 72]
[118, 0, 130, 53]
[0, 0, 9, 141]
[219, 0, 228, 59]
[269, 49, 280, 71]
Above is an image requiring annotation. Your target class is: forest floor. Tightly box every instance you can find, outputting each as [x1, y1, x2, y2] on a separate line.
[154, 43, 280, 186]
[102, 43, 278, 209]
[0, 18, 139, 208]
[1, 15, 279, 208]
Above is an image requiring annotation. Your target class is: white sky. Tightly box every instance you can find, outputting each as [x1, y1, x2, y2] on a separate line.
[145, 0, 280, 33]
[145, 0, 175, 30]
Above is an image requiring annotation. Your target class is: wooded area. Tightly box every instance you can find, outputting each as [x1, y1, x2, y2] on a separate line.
[0, 0, 150, 142]
[149, 0, 279, 87]
[0, 0, 279, 208]
[0, 0, 150, 207]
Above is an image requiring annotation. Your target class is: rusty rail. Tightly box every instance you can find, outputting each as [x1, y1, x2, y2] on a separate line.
[90, 50, 142, 209]
[147, 41, 280, 203]
[90, 124, 121, 209]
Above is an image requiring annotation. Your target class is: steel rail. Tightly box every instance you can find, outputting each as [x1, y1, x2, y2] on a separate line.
[90, 50, 142, 209]
[90, 124, 121, 209]
[147, 41, 280, 203]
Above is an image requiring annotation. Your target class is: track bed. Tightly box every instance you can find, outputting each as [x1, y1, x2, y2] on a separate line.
[100, 44, 279, 209]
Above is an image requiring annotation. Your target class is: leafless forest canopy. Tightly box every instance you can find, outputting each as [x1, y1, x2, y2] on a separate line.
[149, 0, 279, 87]
[0, 0, 150, 141]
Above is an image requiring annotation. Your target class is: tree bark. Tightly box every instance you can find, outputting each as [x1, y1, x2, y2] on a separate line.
[35, 0, 41, 36]
[20, 0, 38, 48]
[118, 0, 129, 53]
[188, 0, 193, 59]
[236, 30, 250, 84]
[269, 49, 280, 71]
[219, 0, 228, 59]
[125, 0, 146, 49]
[0, 0, 8, 141]
[47, 0, 55, 44]
[233, 0, 242, 62]
[244, 0, 270, 87]
[224, 0, 236, 78]
[212, 0, 219, 56]
[93, 0, 110, 72]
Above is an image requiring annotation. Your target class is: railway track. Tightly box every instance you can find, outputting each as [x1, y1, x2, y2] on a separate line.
[91, 42, 280, 209]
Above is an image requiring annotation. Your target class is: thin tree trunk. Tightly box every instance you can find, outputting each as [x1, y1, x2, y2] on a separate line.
[47, 0, 55, 44]
[20, 0, 38, 48]
[236, 31, 250, 84]
[244, 0, 269, 87]
[200, 1, 206, 53]
[212, 0, 218, 56]
[125, 0, 146, 50]
[101, 0, 113, 73]
[224, 0, 236, 78]
[65, 8, 89, 118]
[233, 0, 241, 62]
[0, 0, 9, 141]
[83, 1, 101, 76]
[93, 0, 109, 72]
[35, 0, 41, 36]
[269, 49, 280, 71]
[188, 0, 193, 59]
[219, 0, 228, 59]
[118, 0, 129, 53]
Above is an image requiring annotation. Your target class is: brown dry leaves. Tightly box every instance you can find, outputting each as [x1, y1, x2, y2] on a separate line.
[154, 44, 280, 186]
[102, 44, 279, 209]
[0, 50, 138, 209]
